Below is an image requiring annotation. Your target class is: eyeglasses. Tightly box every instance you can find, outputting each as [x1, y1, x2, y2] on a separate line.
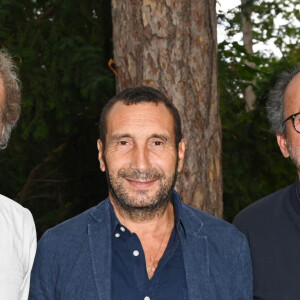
[282, 112, 300, 133]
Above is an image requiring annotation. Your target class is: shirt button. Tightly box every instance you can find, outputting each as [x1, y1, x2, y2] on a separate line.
[115, 233, 120, 238]
[120, 226, 125, 232]
[133, 250, 139, 256]
[144, 297, 150, 300]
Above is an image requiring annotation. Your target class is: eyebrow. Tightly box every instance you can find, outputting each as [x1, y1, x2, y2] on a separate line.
[111, 133, 169, 143]
[111, 134, 133, 142]
[149, 134, 168, 142]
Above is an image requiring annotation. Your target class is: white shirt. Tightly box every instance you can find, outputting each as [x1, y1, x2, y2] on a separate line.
[0, 194, 36, 300]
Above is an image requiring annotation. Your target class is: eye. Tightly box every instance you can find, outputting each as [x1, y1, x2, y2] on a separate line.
[119, 140, 128, 145]
[149, 136, 167, 149]
[153, 141, 163, 146]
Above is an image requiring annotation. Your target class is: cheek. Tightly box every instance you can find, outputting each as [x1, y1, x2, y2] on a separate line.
[154, 155, 178, 174]
[105, 152, 128, 171]
[105, 147, 178, 173]
[287, 132, 300, 150]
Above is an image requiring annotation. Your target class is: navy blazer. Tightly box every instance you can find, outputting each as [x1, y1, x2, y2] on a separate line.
[29, 190, 252, 299]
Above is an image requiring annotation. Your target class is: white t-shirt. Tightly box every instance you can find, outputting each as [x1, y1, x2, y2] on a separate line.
[0, 194, 36, 300]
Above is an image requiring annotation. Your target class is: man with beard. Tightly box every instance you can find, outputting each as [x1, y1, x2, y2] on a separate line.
[0, 50, 36, 299]
[30, 86, 252, 299]
[233, 67, 300, 299]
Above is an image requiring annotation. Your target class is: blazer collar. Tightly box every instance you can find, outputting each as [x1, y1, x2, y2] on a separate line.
[90, 198, 110, 223]
[88, 199, 112, 300]
[172, 189, 204, 236]
[173, 191, 209, 299]
[88, 194, 209, 300]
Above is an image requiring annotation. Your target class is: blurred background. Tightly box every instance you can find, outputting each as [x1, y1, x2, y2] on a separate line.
[0, 0, 298, 237]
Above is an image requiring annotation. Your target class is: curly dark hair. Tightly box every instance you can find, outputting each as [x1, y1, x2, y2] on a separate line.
[267, 66, 300, 135]
[0, 50, 21, 149]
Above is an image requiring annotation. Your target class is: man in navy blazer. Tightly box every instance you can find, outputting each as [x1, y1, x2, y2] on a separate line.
[30, 86, 252, 299]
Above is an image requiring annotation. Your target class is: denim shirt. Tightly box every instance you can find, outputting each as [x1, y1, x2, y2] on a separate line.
[29, 190, 253, 299]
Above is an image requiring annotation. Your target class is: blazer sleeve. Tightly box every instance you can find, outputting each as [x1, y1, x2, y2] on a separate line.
[232, 233, 253, 299]
[29, 231, 56, 300]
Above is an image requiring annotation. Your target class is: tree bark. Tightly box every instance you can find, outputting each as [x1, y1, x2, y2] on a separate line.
[112, 0, 222, 217]
[241, 0, 256, 111]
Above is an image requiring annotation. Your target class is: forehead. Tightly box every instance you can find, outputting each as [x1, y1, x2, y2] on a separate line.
[106, 101, 175, 136]
[285, 73, 300, 114]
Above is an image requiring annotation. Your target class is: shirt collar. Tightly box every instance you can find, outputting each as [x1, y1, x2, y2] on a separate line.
[109, 201, 120, 233]
[171, 189, 186, 234]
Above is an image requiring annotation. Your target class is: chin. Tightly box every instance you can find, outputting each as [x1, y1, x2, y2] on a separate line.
[125, 196, 158, 208]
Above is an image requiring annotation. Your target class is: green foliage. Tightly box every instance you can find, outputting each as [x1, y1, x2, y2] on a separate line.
[218, 0, 300, 221]
[220, 56, 297, 221]
[1, 0, 300, 235]
[0, 0, 114, 237]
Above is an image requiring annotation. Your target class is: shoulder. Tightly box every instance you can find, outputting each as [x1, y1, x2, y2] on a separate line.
[233, 184, 293, 237]
[38, 199, 109, 247]
[233, 184, 292, 226]
[180, 202, 251, 281]
[181, 202, 238, 231]
[0, 193, 32, 216]
[33, 199, 109, 280]
[0, 194, 35, 232]
[172, 187, 244, 243]
[181, 202, 245, 245]
[0, 195, 36, 279]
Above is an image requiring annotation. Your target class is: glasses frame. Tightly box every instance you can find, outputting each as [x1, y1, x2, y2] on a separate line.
[282, 112, 300, 133]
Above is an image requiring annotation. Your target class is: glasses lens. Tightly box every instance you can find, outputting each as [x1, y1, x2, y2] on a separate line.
[294, 114, 300, 132]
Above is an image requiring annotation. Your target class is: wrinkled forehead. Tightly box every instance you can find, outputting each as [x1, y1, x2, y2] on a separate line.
[105, 101, 176, 137]
[107, 100, 174, 123]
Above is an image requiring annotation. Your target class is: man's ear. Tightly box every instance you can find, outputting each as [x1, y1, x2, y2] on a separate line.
[276, 133, 290, 158]
[97, 139, 106, 171]
[177, 139, 186, 172]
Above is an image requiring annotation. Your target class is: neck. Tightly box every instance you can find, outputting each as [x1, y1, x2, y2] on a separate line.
[111, 196, 175, 280]
[111, 199, 175, 237]
[109, 189, 172, 223]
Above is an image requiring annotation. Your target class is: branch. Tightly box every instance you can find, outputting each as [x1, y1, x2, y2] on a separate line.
[36, 5, 55, 22]
[17, 143, 67, 204]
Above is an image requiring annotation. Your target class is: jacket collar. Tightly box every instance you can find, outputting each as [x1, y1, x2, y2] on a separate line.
[171, 189, 204, 236]
[88, 193, 208, 300]
[88, 199, 112, 300]
[172, 190, 209, 300]
[90, 198, 110, 223]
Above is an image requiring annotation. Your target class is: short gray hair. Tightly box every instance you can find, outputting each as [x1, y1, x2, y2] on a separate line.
[267, 66, 300, 135]
[0, 50, 21, 149]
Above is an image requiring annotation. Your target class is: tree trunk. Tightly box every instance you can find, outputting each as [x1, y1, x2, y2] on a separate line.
[241, 0, 256, 111]
[112, 0, 222, 217]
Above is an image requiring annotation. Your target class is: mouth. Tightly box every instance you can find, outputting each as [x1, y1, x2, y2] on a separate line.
[125, 178, 158, 189]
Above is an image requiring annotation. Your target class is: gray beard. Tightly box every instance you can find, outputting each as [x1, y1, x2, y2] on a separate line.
[105, 163, 178, 221]
[286, 138, 300, 171]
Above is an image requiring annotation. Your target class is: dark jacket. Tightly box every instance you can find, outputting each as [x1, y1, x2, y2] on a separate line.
[234, 183, 300, 300]
[30, 190, 252, 299]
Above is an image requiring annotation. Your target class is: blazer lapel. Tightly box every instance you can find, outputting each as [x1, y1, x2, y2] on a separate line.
[88, 200, 112, 300]
[181, 233, 209, 300]
[175, 190, 209, 300]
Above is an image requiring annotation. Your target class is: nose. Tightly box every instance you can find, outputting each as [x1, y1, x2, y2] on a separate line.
[130, 144, 151, 171]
